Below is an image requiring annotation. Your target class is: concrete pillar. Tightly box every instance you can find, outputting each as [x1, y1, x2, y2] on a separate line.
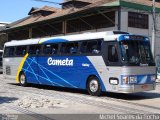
[62, 20, 67, 35]
[29, 28, 32, 38]
[115, 7, 121, 30]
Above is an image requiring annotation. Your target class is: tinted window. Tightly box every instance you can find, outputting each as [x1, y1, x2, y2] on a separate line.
[0, 52, 2, 65]
[80, 41, 87, 53]
[80, 40, 102, 54]
[60, 42, 78, 54]
[4, 47, 15, 57]
[43, 44, 58, 55]
[120, 40, 154, 65]
[108, 45, 118, 62]
[15, 46, 27, 56]
[0, 52, 3, 57]
[29, 45, 41, 55]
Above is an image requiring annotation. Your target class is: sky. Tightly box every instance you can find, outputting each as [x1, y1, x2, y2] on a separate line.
[0, 0, 63, 23]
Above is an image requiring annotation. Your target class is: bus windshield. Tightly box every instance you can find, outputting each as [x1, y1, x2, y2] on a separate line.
[120, 40, 154, 66]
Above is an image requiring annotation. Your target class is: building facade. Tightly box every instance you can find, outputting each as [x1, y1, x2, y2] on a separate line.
[0, 22, 9, 49]
[0, 22, 8, 31]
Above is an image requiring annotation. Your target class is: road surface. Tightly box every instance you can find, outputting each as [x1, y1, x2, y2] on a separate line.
[0, 74, 160, 120]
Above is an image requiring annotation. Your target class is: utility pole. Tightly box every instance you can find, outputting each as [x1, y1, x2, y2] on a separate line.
[152, 0, 156, 59]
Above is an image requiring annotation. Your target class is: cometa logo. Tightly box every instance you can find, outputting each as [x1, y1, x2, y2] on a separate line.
[47, 57, 73, 66]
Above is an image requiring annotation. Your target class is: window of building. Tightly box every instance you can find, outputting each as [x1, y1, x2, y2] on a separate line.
[108, 45, 118, 62]
[67, 11, 115, 33]
[128, 12, 148, 29]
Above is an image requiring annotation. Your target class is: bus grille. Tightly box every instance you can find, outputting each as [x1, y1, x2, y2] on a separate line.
[6, 66, 11, 75]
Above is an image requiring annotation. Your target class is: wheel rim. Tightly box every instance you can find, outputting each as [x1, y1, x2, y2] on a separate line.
[20, 74, 25, 84]
[89, 79, 98, 92]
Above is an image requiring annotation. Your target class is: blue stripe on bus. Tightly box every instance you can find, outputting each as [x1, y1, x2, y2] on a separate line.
[41, 38, 68, 44]
[22, 56, 106, 91]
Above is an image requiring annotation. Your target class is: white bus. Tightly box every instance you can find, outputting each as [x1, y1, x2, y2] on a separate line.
[3, 31, 156, 96]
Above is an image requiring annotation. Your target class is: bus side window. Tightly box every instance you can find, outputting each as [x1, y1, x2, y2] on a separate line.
[29, 46, 34, 55]
[51, 44, 58, 55]
[108, 45, 118, 62]
[36, 46, 41, 55]
[29, 45, 41, 55]
[70, 46, 77, 54]
[61, 42, 78, 55]
[60, 43, 67, 54]
[4, 47, 8, 57]
[9, 47, 15, 57]
[4, 47, 9, 57]
[43, 44, 52, 55]
[86, 41, 96, 53]
[69, 43, 78, 54]
[80, 42, 87, 53]
[15, 46, 27, 56]
[89, 41, 101, 54]
[43, 44, 58, 55]
[80, 40, 101, 54]
[4, 47, 15, 57]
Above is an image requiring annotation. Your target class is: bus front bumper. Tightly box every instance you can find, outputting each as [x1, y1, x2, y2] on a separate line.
[118, 83, 156, 93]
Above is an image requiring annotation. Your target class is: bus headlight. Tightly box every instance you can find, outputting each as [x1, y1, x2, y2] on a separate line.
[130, 76, 137, 83]
[122, 76, 129, 84]
[151, 75, 156, 81]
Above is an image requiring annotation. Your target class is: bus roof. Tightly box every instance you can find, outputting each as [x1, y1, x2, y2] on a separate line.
[4, 31, 148, 47]
[4, 31, 127, 47]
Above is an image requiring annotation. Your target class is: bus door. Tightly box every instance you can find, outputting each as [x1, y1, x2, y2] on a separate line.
[106, 42, 121, 88]
[26, 45, 41, 84]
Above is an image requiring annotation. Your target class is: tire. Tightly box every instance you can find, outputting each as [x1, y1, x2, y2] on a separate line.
[87, 76, 102, 96]
[19, 72, 27, 87]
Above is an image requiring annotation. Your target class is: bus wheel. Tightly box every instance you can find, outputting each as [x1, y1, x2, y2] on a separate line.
[19, 72, 27, 87]
[87, 76, 101, 96]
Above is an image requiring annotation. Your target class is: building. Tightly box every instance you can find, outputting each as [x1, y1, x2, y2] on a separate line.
[0, 22, 9, 49]
[0, 0, 160, 56]
[0, 22, 8, 26]
[0, 22, 8, 31]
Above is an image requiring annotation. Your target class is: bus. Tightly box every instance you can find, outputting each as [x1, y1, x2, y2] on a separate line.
[0, 50, 3, 73]
[3, 31, 156, 96]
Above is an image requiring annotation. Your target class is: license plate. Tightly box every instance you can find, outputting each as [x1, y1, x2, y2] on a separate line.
[141, 84, 148, 89]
